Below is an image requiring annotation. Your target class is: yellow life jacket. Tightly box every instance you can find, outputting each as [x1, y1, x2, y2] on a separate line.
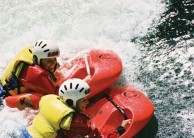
[27, 95, 75, 138]
[1, 46, 33, 95]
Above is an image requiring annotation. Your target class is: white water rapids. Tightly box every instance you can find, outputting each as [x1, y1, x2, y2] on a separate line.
[0, 0, 165, 137]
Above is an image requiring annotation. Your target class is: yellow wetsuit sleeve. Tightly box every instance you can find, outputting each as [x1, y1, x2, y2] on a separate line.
[60, 113, 74, 130]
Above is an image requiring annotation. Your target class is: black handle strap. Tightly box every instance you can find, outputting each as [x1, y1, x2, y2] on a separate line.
[105, 95, 128, 120]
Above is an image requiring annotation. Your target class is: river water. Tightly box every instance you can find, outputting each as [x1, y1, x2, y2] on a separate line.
[0, 0, 193, 137]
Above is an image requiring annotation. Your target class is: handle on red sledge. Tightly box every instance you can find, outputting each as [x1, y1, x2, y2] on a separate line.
[84, 54, 91, 76]
[105, 95, 128, 120]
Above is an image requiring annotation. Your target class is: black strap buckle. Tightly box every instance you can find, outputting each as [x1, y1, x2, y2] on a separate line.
[3, 75, 21, 95]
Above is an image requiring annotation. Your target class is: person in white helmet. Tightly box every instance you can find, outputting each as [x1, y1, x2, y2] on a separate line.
[27, 77, 130, 138]
[0, 39, 60, 99]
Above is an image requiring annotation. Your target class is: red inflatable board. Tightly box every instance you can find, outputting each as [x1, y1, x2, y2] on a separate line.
[56, 49, 122, 98]
[83, 86, 154, 138]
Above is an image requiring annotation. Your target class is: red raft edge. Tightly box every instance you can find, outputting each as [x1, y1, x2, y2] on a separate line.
[5, 93, 43, 110]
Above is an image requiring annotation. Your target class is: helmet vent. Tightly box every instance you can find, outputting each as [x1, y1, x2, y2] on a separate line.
[60, 90, 64, 94]
[35, 42, 38, 47]
[41, 44, 47, 48]
[75, 84, 79, 89]
[79, 88, 84, 92]
[44, 49, 50, 52]
[70, 83, 72, 89]
[64, 85, 67, 90]
[38, 41, 43, 46]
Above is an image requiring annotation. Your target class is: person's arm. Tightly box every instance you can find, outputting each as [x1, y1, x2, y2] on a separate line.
[19, 65, 58, 95]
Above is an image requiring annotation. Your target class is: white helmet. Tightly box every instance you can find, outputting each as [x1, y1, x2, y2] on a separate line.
[59, 78, 90, 108]
[33, 39, 60, 65]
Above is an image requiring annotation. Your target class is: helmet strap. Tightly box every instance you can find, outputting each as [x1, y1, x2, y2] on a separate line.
[33, 55, 38, 65]
[53, 62, 58, 73]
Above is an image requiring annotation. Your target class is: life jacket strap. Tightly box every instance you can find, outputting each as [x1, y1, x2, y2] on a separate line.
[3, 62, 25, 95]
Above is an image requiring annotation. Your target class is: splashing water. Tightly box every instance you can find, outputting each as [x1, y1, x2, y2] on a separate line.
[0, 0, 165, 137]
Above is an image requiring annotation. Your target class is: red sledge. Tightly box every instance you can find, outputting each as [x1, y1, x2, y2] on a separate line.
[5, 49, 122, 109]
[55, 49, 123, 98]
[84, 86, 154, 138]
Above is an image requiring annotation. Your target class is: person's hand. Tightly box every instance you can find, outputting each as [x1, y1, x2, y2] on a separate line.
[83, 75, 92, 83]
[121, 119, 131, 129]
